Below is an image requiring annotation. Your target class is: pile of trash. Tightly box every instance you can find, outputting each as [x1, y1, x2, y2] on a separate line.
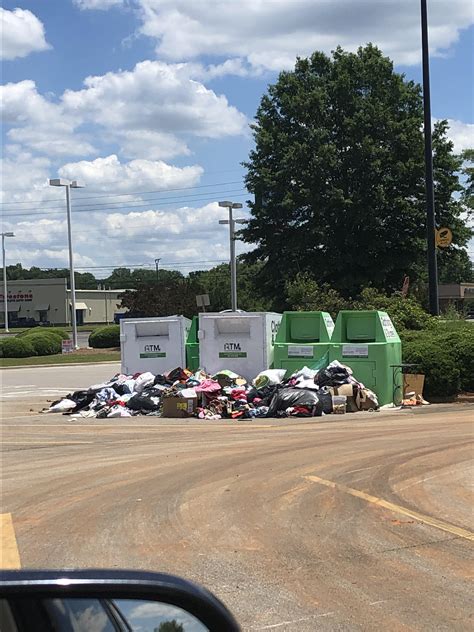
[42, 361, 380, 420]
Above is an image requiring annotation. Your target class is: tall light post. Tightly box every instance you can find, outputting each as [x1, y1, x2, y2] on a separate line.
[420, 0, 439, 315]
[218, 201, 245, 311]
[2, 232, 15, 332]
[155, 258, 161, 282]
[49, 178, 85, 348]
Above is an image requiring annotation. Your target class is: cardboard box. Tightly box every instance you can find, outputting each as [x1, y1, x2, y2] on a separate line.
[403, 373, 425, 398]
[329, 384, 359, 412]
[161, 396, 197, 418]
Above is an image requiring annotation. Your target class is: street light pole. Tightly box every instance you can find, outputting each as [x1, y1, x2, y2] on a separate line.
[2, 232, 15, 332]
[155, 258, 161, 282]
[49, 178, 85, 348]
[218, 201, 244, 312]
[420, 0, 439, 316]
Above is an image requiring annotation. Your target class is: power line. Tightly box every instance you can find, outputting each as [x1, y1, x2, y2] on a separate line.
[0, 178, 245, 207]
[73, 259, 228, 270]
[1, 187, 248, 217]
[2, 193, 250, 220]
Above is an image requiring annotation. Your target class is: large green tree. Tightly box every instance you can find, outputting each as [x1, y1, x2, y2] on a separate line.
[242, 44, 472, 306]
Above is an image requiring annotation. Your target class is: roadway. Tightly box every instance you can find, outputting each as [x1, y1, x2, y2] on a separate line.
[1, 364, 473, 631]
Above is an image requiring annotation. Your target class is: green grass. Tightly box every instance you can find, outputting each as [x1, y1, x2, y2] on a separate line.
[1, 350, 120, 367]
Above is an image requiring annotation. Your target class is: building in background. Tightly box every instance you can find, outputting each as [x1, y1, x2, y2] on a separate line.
[438, 283, 474, 313]
[0, 278, 128, 327]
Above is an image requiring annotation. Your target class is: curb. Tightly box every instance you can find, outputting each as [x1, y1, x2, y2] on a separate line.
[1, 361, 120, 371]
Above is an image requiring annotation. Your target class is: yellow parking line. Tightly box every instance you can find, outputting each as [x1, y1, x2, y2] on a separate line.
[303, 475, 474, 542]
[0, 513, 21, 569]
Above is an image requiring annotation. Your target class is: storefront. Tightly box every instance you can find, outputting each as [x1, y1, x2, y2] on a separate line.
[0, 278, 128, 327]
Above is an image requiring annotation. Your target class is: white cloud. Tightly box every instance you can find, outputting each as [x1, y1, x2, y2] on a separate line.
[58, 154, 203, 193]
[135, 0, 473, 70]
[116, 130, 190, 160]
[0, 7, 51, 60]
[1, 80, 96, 157]
[1, 199, 245, 273]
[0, 151, 52, 205]
[62, 60, 247, 140]
[73, 0, 124, 9]
[2, 60, 247, 162]
[443, 119, 474, 154]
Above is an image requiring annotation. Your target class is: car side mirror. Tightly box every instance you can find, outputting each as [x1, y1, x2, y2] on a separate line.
[0, 570, 240, 632]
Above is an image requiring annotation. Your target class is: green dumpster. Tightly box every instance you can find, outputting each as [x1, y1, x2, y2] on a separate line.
[186, 315, 200, 372]
[273, 311, 335, 375]
[329, 311, 402, 406]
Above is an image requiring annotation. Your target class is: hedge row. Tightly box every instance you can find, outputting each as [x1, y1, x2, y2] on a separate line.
[0, 324, 120, 357]
[402, 321, 474, 397]
[88, 325, 120, 348]
[17, 327, 69, 341]
[0, 327, 69, 358]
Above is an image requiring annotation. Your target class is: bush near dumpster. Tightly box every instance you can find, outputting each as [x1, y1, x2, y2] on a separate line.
[403, 338, 460, 397]
[18, 327, 69, 341]
[285, 278, 432, 331]
[25, 331, 63, 356]
[0, 337, 37, 358]
[89, 325, 120, 348]
[402, 321, 474, 396]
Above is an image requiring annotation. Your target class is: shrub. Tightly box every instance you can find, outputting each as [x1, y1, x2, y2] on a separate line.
[355, 288, 432, 331]
[26, 331, 63, 356]
[0, 337, 37, 358]
[18, 327, 69, 341]
[403, 336, 461, 397]
[402, 321, 474, 396]
[89, 325, 120, 348]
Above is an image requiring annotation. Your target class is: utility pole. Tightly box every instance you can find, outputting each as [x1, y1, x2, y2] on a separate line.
[420, 0, 439, 315]
[155, 258, 161, 282]
[49, 178, 85, 347]
[218, 201, 245, 311]
[2, 232, 15, 332]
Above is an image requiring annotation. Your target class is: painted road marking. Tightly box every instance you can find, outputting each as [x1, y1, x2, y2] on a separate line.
[0, 388, 76, 400]
[0, 513, 21, 569]
[304, 475, 474, 542]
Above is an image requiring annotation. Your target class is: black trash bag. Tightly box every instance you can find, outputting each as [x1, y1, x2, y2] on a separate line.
[247, 384, 280, 404]
[64, 390, 96, 413]
[112, 383, 129, 396]
[315, 365, 351, 388]
[318, 387, 334, 415]
[127, 393, 161, 412]
[267, 388, 322, 417]
[141, 387, 166, 398]
[154, 374, 171, 386]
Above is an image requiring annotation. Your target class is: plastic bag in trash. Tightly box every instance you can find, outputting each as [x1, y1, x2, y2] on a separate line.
[267, 388, 323, 417]
[315, 360, 353, 388]
[254, 369, 286, 389]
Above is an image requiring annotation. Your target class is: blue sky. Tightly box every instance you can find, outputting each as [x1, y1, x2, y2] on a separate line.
[1, 0, 473, 274]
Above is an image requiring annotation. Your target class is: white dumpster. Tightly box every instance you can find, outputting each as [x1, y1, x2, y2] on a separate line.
[121, 316, 191, 375]
[198, 312, 282, 380]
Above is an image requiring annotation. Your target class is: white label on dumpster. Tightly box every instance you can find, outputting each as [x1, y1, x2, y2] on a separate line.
[219, 342, 247, 358]
[323, 315, 335, 337]
[342, 344, 369, 357]
[381, 316, 397, 338]
[140, 343, 166, 359]
[288, 345, 314, 358]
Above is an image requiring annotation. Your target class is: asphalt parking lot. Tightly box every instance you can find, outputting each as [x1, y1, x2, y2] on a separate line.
[1, 364, 473, 631]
